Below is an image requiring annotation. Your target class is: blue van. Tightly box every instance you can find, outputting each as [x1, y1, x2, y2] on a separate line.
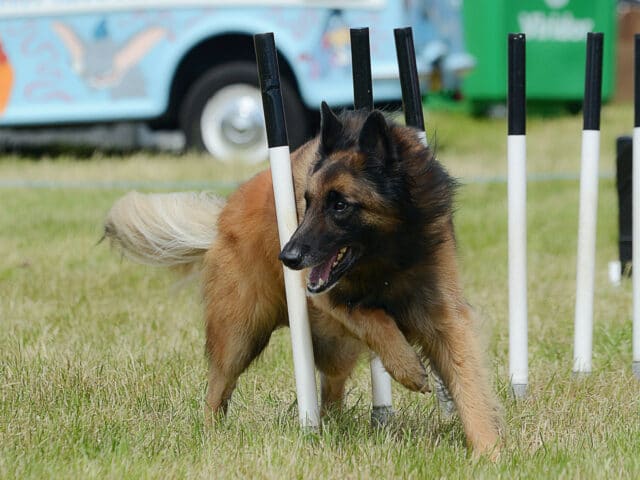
[0, 0, 472, 163]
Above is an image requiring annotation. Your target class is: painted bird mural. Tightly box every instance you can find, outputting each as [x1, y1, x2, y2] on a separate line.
[53, 20, 166, 99]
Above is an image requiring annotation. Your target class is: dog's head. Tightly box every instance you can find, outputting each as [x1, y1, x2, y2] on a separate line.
[280, 102, 408, 294]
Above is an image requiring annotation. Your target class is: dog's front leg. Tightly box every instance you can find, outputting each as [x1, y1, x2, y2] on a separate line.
[422, 303, 503, 458]
[322, 305, 430, 394]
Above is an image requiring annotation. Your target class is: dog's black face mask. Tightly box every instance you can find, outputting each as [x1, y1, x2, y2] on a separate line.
[279, 102, 399, 294]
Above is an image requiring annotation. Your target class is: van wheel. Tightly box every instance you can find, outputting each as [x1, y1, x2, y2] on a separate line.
[179, 62, 309, 164]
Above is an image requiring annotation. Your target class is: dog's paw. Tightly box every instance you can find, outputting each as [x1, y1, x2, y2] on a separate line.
[469, 431, 502, 462]
[412, 367, 432, 394]
[392, 357, 431, 394]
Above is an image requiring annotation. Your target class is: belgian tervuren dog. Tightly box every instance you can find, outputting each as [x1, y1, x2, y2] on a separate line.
[104, 103, 502, 456]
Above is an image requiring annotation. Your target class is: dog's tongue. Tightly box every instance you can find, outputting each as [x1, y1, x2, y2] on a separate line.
[309, 251, 338, 286]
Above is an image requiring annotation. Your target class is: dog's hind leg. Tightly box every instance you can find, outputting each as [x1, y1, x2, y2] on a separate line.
[202, 265, 284, 422]
[318, 371, 352, 417]
[422, 303, 503, 458]
[204, 305, 279, 422]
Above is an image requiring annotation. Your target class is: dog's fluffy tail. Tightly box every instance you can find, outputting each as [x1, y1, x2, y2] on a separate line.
[104, 191, 225, 268]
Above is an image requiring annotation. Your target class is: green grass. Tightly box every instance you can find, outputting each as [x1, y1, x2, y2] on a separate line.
[1, 103, 639, 478]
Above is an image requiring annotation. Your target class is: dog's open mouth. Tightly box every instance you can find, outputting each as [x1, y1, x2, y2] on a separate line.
[307, 246, 356, 294]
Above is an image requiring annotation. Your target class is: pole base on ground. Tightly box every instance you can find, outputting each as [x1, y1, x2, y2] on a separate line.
[371, 406, 394, 427]
[300, 425, 321, 436]
[633, 361, 640, 380]
[572, 370, 591, 379]
[434, 374, 456, 417]
[511, 383, 527, 399]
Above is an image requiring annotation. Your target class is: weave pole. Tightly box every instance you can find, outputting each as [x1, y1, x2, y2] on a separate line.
[350, 27, 394, 424]
[351, 28, 374, 111]
[393, 26, 455, 414]
[393, 27, 427, 145]
[254, 33, 320, 427]
[507, 33, 528, 398]
[573, 32, 604, 375]
[633, 34, 640, 379]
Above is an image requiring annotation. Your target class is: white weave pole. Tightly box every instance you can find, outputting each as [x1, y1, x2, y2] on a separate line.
[573, 33, 604, 375]
[350, 28, 393, 423]
[394, 26, 455, 414]
[507, 33, 528, 397]
[633, 34, 640, 379]
[254, 33, 320, 427]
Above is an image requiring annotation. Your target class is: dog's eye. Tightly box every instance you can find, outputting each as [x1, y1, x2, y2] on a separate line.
[333, 200, 347, 212]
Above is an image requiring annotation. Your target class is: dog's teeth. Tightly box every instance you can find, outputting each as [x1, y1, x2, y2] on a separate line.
[318, 278, 325, 286]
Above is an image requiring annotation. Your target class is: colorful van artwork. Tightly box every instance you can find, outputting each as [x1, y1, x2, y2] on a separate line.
[0, 0, 472, 163]
[0, 37, 13, 114]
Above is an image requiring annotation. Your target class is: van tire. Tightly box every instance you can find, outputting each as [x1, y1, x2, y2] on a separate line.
[179, 62, 309, 163]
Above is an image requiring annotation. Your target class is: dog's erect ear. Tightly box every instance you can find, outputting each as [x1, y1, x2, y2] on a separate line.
[320, 101, 343, 153]
[358, 111, 394, 163]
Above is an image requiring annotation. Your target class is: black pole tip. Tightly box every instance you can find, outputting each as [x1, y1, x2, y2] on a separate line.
[350, 27, 369, 39]
[254, 32, 288, 148]
[508, 33, 526, 136]
[635, 34, 640, 127]
[583, 32, 604, 131]
[393, 26, 425, 131]
[350, 28, 373, 111]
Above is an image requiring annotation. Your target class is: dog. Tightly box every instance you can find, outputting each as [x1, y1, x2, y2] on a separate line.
[104, 102, 503, 456]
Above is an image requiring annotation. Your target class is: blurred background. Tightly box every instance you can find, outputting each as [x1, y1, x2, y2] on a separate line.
[0, 0, 634, 164]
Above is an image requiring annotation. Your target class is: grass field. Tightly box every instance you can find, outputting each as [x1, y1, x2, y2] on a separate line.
[1, 103, 640, 478]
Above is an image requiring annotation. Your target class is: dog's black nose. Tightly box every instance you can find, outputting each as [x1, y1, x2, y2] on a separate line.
[279, 244, 304, 270]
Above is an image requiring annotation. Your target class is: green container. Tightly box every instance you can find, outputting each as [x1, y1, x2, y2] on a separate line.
[462, 0, 616, 111]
